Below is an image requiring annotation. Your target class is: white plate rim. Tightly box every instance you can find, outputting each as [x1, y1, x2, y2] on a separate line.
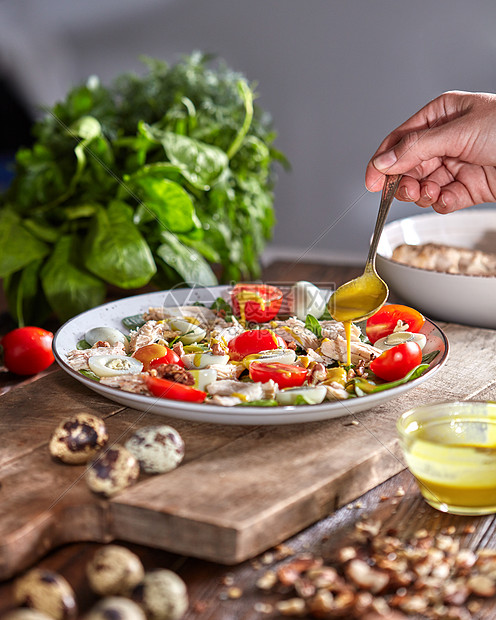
[53, 286, 450, 425]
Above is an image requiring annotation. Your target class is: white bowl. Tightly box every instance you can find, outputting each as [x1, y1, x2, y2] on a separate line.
[376, 209, 496, 329]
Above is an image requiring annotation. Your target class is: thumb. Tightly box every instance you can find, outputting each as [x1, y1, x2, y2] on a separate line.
[372, 124, 460, 175]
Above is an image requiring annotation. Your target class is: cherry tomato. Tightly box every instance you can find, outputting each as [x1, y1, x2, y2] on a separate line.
[230, 283, 283, 323]
[228, 329, 286, 361]
[145, 375, 206, 403]
[369, 342, 422, 382]
[1, 326, 54, 375]
[249, 361, 308, 388]
[149, 348, 184, 369]
[132, 344, 168, 371]
[366, 304, 425, 344]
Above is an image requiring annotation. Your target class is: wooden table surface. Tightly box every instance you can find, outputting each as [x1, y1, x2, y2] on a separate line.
[1, 260, 496, 620]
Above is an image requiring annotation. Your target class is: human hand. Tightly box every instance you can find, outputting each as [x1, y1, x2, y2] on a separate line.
[365, 91, 496, 213]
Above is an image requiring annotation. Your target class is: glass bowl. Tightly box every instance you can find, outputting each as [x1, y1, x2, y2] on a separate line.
[397, 401, 496, 515]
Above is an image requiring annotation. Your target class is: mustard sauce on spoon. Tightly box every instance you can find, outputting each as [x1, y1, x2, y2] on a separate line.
[327, 175, 402, 365]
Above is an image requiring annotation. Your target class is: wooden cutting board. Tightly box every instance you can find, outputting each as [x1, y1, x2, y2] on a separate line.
[1, 322, 496, 579]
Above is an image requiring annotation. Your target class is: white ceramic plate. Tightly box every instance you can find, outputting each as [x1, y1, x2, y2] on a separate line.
[377, 209, 496, 328]
[53, 286, 449, 425]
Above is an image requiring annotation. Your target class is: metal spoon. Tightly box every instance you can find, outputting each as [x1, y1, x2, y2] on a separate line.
[327, 174, 402, 323]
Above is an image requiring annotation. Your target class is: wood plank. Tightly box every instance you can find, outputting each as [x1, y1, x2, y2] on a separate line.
[1, 321, 495, 578]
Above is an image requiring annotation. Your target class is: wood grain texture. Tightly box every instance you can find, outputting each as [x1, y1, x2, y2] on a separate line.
[1, 318, 496, 578]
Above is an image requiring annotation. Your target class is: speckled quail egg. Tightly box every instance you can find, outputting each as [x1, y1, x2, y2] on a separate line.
[2, 610, 53, 620]
[13, 568, 77, 620]
[49, 412, 108, 465]
[86, 444, 140, 497]
[124, 425, 185, 475]
[85, 597, 146, 620]
[86, 545, 145, 596]
[290, 281, 327, 320]
[131, 570, 188, 620]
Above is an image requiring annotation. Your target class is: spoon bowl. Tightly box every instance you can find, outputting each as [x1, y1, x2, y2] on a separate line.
[328, 174, 402, 323]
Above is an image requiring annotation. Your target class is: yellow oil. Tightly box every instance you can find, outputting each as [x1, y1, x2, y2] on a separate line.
[403, 417, 496, 514]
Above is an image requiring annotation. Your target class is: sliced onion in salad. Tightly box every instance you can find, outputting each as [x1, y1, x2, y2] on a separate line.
[374, 331, 427, 351]
[169, 319, 206, 344]
[88, 355, 143, 377]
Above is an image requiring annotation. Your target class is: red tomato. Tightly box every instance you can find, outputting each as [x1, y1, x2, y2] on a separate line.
[1, 326, 54, 375]
[231, 283, 283, 323]
[145, 375, 206, 403]
[369, 342, 422, 382]
[133, 344, 168, 371]
[149, 348, 184, 369]
[249, 361, 308, 388]
[228, 329, 286, 361]
[366, 304, 425, 344]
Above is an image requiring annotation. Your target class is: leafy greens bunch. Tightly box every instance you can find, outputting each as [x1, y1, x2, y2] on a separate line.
[0, 53, 286, 325]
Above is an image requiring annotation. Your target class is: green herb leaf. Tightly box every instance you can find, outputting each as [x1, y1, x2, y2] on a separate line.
[209, 297, 233, 320]
[305, 314, 322, 338]
[40, 234, 106, 322]
[156, 230, 218, 287]
[0, 210, 49, 278]
[422, 350, 440, 365]
[122, 314, 146, 330]
[83, 201, 156, 288]
[237, 399, 279, 407]
[352, 364, 430, 394]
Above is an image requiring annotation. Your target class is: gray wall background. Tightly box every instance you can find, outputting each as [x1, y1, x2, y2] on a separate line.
[2, 0, 496, 265]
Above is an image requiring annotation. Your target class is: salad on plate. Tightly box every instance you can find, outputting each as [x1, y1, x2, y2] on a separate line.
[64, 282, 440, 409]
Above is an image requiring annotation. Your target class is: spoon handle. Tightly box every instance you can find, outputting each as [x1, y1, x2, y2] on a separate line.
[366, 174, 402, 268]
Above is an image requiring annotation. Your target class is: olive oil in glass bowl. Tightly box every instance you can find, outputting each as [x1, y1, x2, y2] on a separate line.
[397, 401, 496, 515]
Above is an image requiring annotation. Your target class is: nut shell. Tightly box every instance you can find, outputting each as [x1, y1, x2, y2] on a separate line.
[124, 425, 185, 474]
[2, 611, 53, 620]
[86, 444, 140, 497]
[49, 413, 108, 465]
[13, 568, 77, 620]
[85, 597, 146, 620]
[132, 569, 188, 620]
[86, 545, 145, 596]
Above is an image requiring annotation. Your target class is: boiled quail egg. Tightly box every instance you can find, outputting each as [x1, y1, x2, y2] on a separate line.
[291, 281, 326, 320]
[88, 355, 143, 377]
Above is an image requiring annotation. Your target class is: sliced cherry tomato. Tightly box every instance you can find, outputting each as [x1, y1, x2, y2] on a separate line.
[228, 329, 286, 361]
[1, 326, 54, 375]
[369, 341, 422, 382]
[145, 375, 206, 402]
[149, 348, 184, 369]
[132, 344, 168, 371]
[249, 361, 308, 388]
[231, 283, 283, 323]
[366, 304, 425, 344]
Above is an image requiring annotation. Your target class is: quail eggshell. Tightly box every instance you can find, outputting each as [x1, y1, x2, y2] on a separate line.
[86, 545, 145, 596]
[124, 425, 185, 474]
[13, 568, 77, 620]
[49, 412, 108, 465]
[85, 597, 146, 620]
[132, 570, 188, 620]
[86, 445, 140, 497]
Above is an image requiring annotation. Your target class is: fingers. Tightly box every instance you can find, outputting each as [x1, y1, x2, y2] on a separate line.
[432, 180, 475, 214]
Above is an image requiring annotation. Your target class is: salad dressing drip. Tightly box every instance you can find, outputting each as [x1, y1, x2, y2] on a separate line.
[235, 289, 266, 324]
[328, 271, 386, 366]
